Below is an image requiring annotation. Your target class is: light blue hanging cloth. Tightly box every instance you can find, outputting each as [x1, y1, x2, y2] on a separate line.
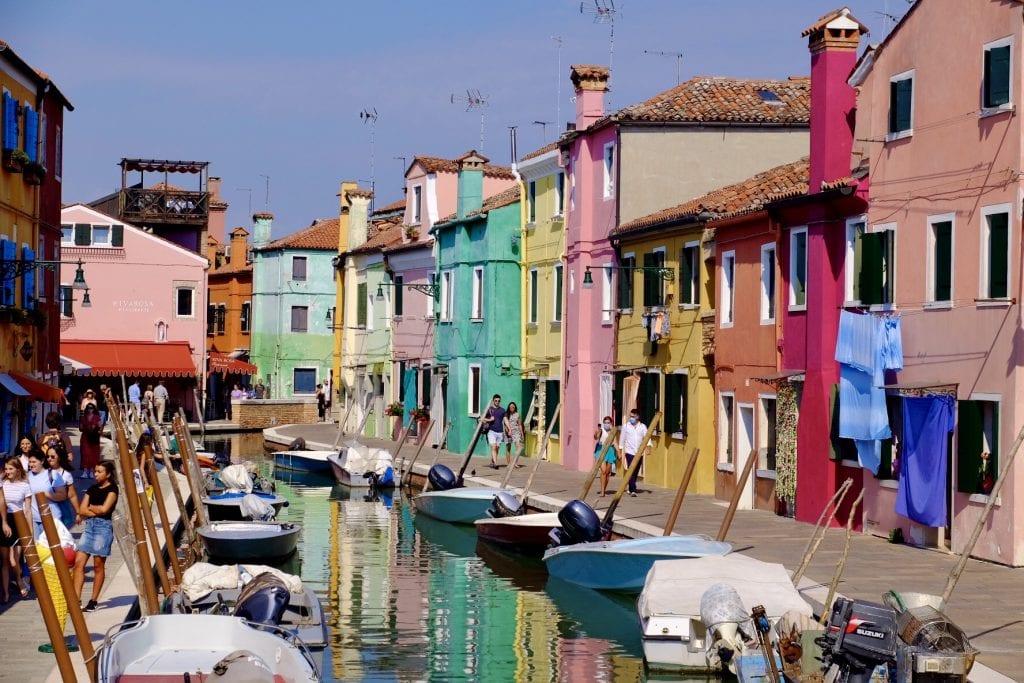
[835, 310, 877, 375]
[403, 369, 418, 427]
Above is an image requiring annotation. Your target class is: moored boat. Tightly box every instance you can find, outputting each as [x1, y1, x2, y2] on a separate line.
[413, 486, 501, 524]
[475, 511, 560, 552]
[327, 443, 395, 489]
[198, 521, 302, 563]
[273, 449, 335, 474]
[203, 491, 289, 521]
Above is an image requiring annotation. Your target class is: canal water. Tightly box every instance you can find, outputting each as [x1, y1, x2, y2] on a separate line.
[205, 434, 715, 682]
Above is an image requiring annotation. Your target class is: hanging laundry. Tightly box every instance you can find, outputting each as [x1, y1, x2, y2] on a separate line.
[660, 310, 670, 338]
[835, 309, 877, 375]
[896, 395, 955, 527]
[881, 316, 904, 374]
[653, 311, 666, 342]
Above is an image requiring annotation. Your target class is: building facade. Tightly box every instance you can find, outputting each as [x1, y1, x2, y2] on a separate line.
[206, 225, 256, 417]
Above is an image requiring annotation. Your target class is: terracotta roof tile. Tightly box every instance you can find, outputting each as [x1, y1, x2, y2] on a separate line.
[613, 76, 810, 125]
[614, 158, 810, 236]
[348, 222, 404, 255]
[384, 237, 434, 255]
[210, 260, 253, 276]
[436, 186, 522, 225]
[413, 155, 516, 180]
[372, 198, 406, 215]
[520, 141, 559, 162]
[149, 181, 185, 191]
[261, 217, 339, 251]
[801, 7, 869, 38]
[347, 188, 374, 199]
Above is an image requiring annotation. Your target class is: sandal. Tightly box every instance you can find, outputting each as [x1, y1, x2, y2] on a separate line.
[19, 586, 29, 598]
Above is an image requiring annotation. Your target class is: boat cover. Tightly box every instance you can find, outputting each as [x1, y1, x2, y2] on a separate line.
[181, 561, 304, 602]
[219, 464, 253, 493]
[340, 443, 394, 477]
[637, 554, 811, 621]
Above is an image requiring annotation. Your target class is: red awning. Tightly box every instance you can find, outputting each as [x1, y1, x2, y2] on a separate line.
[60, 341, 197, 378]
[6, 372, 65, 403]
[209, 352, 257, 375]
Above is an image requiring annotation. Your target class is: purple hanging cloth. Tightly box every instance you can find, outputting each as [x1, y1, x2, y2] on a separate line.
[896, 395, 955, 527]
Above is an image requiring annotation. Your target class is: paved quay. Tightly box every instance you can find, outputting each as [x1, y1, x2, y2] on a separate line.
[270, 422, 1024, 681]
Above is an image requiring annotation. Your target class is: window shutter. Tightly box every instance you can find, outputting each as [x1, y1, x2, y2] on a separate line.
[357, 282, 367, 326]
[680, 249, 693, 305]
[545, 379, 560, 435]
[794, 233, 807, 305]
[74, 223, 91, 246]
[896, 78, 912, 131]
[988, 213, 1008, 298]
[554, 265, 563, 321]
[2, 93, 14, 150]
[643, 253, 657, 307]
[956, 400, 983, 493]
[21, 246, 34, 309]
[858, 232, 884, 305]
[664, 375, 681, 434]
[617, 257, 634, 309]
[933, 221, 952, 301]
[985, 46, 1011, 108]
[1, 239, 15, 306]
[111, 224, 124, 247]
[394, 276, 404, 316]
[638, 373, 659, 426]
[23, 105, 37, 161]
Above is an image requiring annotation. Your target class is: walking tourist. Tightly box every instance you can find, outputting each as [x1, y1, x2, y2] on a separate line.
[97, 384, 109, 426]
[44, 443, 79, 530]
[15, 433, 41, 471]
[143, 384, 155, 419]
[618, 409, 649, 497]
[128, 380, 142, 420]
[26, 451, 70, 538]
[593, 416, 618, 497]
[1, 457, 31, 600]
[79, 387, 98, 416]
[153, 379, 169, 423]
[73, 460, 118, 613]
[39, 411, 74, 467]
[483, 394, 505, 469]
[503, 402, 524, 467]
[79, 404, 103, 478]
[316, 384, 326, 421]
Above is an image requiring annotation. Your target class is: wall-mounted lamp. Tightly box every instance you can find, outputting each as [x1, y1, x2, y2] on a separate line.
[581, 264, 674, 290]
[325, 306, 342, 330]
[376, 280, 439, 301]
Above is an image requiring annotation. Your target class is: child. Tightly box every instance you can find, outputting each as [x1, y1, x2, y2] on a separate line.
[73, 460, 118, 612]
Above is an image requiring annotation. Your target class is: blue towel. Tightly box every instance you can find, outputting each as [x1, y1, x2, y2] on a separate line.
[896, 396, 955, 527]
[881, 316, 904, 374]
[835, 310, 877, 375]
[855, 440, 882, 477]
[838, 364, 891, 442]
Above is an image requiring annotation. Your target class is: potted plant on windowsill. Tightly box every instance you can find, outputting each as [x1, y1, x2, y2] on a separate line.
[2, 148, 29, 173]
[404, 225, 420, 241]
[23, 161, 45, 185]
[384, 401, 405, 417]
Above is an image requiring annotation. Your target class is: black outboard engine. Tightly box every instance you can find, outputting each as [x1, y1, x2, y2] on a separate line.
[819, 597, 897, 683]
[287, 437, 306, 451]
[548, 499, 603, 547]
[487, 490, 523, 518]
[427, 464, 458, 491]
[234, 572, 291, 628]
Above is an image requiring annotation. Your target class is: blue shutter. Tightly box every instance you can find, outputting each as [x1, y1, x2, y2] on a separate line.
[21, 246, 35, 309]
[23, 105, 37, 161]
[1, 240, 15, 306]
[2, 93, 12, 150]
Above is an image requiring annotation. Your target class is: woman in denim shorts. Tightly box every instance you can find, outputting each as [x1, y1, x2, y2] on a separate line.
[73, 460, 118, 613]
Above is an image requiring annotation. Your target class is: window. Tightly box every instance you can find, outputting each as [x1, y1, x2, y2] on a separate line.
[412, 186, 422, 224]
[207, 304, 216, 335]
[664, 372, 688, 437]
[928, 215, 953, 303]
[758, 396, 777, 471]
[471, 266, 484, 320]
[290, 305, 308, 333]
[528, 181, 537, 223]
[719, 393, 735, 465]
[292, 256, 307, 281]
[982, 206, 1010, 299]
[888, 70, 914, 137]
[983, 38, 1011, 110]
[357, 282, 367, 327]
[394, 275, 404, 317]
[1, 90, 16, 152]
[528, 268, 539, 325]
[427, 273, 436, 317]
[761, 244, 776, 323]
[789, 228, 808, 310]
[241, 301, 251, 333]
[92, 225, 110, 246]
[721, 251, 736, 326]
[679, 243, 700, 306]
[602, 142, 615, 198]
[38, 111, 46, 170]
[617, 254, 636, 310]
[61, 224, 72, 245]
[469, 365, 482, 416]
[293, 368, 317, 394]
[958, 398, 999, 494]
[642, 249, 666, 308]
[554, 171, 565, 216]
[601, 264, 613, 323]
[216, 304, 226, 334]
[366, 285, 375, 331]
[175, 287, 195, 317]
[60, 285, 72, 319]
[440, 270, 453, 321]
[553, 263, 563, 322]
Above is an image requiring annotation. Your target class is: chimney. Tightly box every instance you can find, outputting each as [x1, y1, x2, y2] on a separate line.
[229, 227, 249, 267]
[252, 212, 273, 248]
[347, 187, 373, 247]
[570, 65, 609, 130]
[207, 176, 227, 243]
[802, 7, 867, 193]
[338, 180, 358, 253]
[456, 150, 488, 219]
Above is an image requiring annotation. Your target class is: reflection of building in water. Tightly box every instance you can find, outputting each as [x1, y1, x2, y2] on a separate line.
[514, 591, 560, 681]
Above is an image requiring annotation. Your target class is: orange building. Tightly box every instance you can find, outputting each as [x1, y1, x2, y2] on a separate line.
[206, 225, 256, 418]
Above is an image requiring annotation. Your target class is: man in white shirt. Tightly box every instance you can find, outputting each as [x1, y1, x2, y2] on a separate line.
[153, 380, 170, 423]
[618, 409, 649, 497]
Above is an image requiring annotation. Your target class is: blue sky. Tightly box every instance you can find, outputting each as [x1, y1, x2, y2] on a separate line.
[7, 1, 896, 238]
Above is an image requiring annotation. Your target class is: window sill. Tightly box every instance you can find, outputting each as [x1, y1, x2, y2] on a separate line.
[678, 303, 699, 311]
[755, 469, 776, 480]
[470, 317, 483, 323]
[619, 308, 633, 315]
[979, 104, 1014, 119]
[760, 318, 775, 326]
[601, 318, 613, 326]
[717, 463, 734, 473]
[921, 301, 952, 310]
[788, 304, 807, 313]
[720, 321, 734, 329]
[670, 432, 687, 441]
[869, 303, 896, 313]
[551, 214, 564, 222]
[884, 129, 913, 143]
[976, 298, 1013, 308]
[524, 222, 536, 230]
[968, 493, 1000, 506]
[526, 322, 538, 330]
[879, 479, 899, 490]
[840, 458, 860, 469]
[550, 321, 562, 329]
[438, 320, 452, 325]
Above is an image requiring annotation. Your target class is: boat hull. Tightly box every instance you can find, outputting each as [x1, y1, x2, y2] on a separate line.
[203, 494, 288, 521]
[328, 453, 396, 489]
[413, 487, 500, 524]
[542, 536, 732, 592]
[475, 512, 560, 552]
[273, 450, 334, 473]
[198, 522, 301, 563]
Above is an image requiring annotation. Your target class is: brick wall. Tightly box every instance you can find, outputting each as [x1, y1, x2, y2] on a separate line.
[235, 399, 319, 429]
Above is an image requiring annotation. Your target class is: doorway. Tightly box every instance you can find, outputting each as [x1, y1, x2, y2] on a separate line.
[737, 404, 755, 510]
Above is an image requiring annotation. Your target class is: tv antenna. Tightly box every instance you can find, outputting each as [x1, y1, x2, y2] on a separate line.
[451, 89, 489, 151]
[644, 49, 683, 85]
[552, 36, 563, 134]
[258, 174, 270, 209]
[533, 120, 554, 144]
[360, 108, 379, 211]
[235, 187, 252, 216]
[394, 156, 407, 190]
[580, 0, 619, 98]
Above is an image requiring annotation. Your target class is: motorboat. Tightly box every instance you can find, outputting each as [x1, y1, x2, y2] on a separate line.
[475, 510, 560, 553]
[198, 521, 302, 563]
[273, 449, 335, 474]
[203, 491, 289, 521]
[637, 554, 811, 672]
[412, 463, 501, 524]
[327, 442, 395, 489]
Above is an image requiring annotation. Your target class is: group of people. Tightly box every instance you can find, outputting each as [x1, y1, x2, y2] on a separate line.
[0, 411, 119, 612]
[593, 409, 650, 498]
[127, 379, 170, 424]
[224, 381, 267, 420]
[482, 395, 525, 469]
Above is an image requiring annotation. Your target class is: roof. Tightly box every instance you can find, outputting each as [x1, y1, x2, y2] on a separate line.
[347, 188, 374, 199]
[384, 237, 434, 255]
[801, 7, 869, 37]
[435, 186, 522, 225]
[209, 259, 252, 276]
[261, 217, 339, 251]
[149, 181, 185, 192]
[520, 141, 559, 162]
[60, 341, 197, 378]
[372, 198, 406, 216]
[348, 221, 404, 255]
[614, 157, 810, 236]
[410, 155, 516, 180]
[612, 76, 810, 125]
[0, 39, 74, 110]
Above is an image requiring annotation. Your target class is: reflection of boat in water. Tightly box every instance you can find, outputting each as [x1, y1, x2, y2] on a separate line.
[273, 466, 336, 489]
[474, 538, 547, 591]
[544, 575, 645, 653]
[273, 449, 335, 474]
[413, 510, 479, 558]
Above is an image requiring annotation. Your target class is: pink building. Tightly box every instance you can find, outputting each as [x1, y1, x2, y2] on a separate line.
[402, 156, 515, 232]
[59, 204, 208, 417]
[850, 0, 1024, 565]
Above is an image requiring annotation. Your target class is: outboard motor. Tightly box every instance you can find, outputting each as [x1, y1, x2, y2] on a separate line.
[287, 437, 306, 451]
[548, 499, 603, 547]
[487, 490, 523, 518]
[427, 464, 458, 491]
[234, 572, 291, 628]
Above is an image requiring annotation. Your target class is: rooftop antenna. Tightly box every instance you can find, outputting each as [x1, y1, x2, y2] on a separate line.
[644, 49, 683, 85]
[394, 156, 407, 191]
[450, 89, 489, 151]
[258, 174, 270, 209]
[580, 0, 619, 101]
[360, 108, 379, 212]
[235, 187, 253, 216]
[532, 120, 554, 144]
[552, 35, 563, 133]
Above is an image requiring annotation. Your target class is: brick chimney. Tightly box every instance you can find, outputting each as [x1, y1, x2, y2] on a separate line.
[207, 176, 227, 243]
[229, 227, 249, 267]
[346, 187, 373, 246]
[252, 212, 273, 248]
[802, 8, 867, 193]
[338, 180, 358, 253]
[456, 150, 488, 219]
[570, 65, 609, 130]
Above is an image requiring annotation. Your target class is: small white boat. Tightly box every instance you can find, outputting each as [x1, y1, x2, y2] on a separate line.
[475, 511, 560, 552]
[637, 554, 811, 672]
[198, 521, 302, 563]
[413, 487, 501, 524]
[96, 613, 319, 682]
[203, 492, 289, 521]
[328, 443, 395, 488]
[273, 449, 335, 474]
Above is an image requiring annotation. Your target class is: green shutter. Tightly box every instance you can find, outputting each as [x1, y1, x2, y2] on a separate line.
[111, 224, 124, 247]
[985, 45, 1010, 108]
[638, 372, 659, 426]
[679, 248, 692, 305]
[545, 379, 560, 436]
[889, 78, 913, 133]
[933, 221, 951, 302]
[394, 276, 404, 316]
[664, 374, 682, 435]
[858, 232, 884, 305]
[643, 253, 657, 307]
[357, 282, 367, 326]
[554, 266, 563, 321]
[74, 223, 91, 246]
[957, 400, 983, 493]
[530, 271, 538, 323]
[617, 256, 635, 309]
[988, 213, 1008, 298]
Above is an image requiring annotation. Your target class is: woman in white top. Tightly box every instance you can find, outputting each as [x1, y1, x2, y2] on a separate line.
[45, 443, 79, 530]
[2, 457, 32, 600]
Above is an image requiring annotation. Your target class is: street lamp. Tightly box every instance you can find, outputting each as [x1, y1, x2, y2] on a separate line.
[0, 256, 93, 313]
[376, 281, 440, 301]
[581, 264, 674, 289]
[325, 306, 342, 330]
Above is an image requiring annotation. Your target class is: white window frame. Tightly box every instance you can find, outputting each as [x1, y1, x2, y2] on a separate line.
[789, 227, 808, 311]
[471, 266, 484, 320]
[440, 270, 453, 321]
[981, 36, 1014, 115]
[760, 243, 776, 325]
[601, 264, 613, 324]
[679, 241, 700, 309]
[757, 393, 777, 475]
[91, 224, 111, 247]
[527, 181, 537, 224]
[844, 216, 866, 305]
[602, 142, 615, 199]
[174, 285, 196, 319]
[720, 250, 736, 328]
[926, 212, 956, 307]
[366, 286, 375, 331]
[528, 267, 539, 326]
[718, 392, 735, 468]
[60, 224, 73, 246]
[468, 364, 482, 416]
[650, 246, 667, 309]
[552, 262, 563, 323]
[384, 284, 392, 330]
[886, 68, 915, 142]
[980, 203, 1013, 303]
[554, 171, 565, 217]
[412, 185, 423, 224]
[59, 284, 73, 319]
[241, 300, 251, 333]
[427, 272, 436, 317]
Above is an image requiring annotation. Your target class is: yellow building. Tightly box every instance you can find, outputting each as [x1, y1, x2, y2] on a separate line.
[518, 143, 566, 463]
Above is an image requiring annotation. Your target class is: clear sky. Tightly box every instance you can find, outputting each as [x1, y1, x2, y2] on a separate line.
[7, 0, 897, 239]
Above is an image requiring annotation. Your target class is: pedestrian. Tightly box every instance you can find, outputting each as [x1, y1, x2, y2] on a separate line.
[44, 443, 79, 530]
[503, 402, 524, 467]
[593, 416, 618, 497]
[1, 457, 31, 600]
[15, 433, 41, 471]
[482, 394, 506, 469]
[26, 451, 70, 538]
[316, 384, 326, 421]
[618, 409, 649, 497]
[73, 459, 118, 613]
[80, 387, 98, 416]
[96, 384, 109, 426]
[143, 384, 155, 420]
[128, 380, 142, 421]
[79, 404, 103, 478]
[39, 411, 74, 466]
[153, 380, 169, 424]
[254, 380, 266, 399]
